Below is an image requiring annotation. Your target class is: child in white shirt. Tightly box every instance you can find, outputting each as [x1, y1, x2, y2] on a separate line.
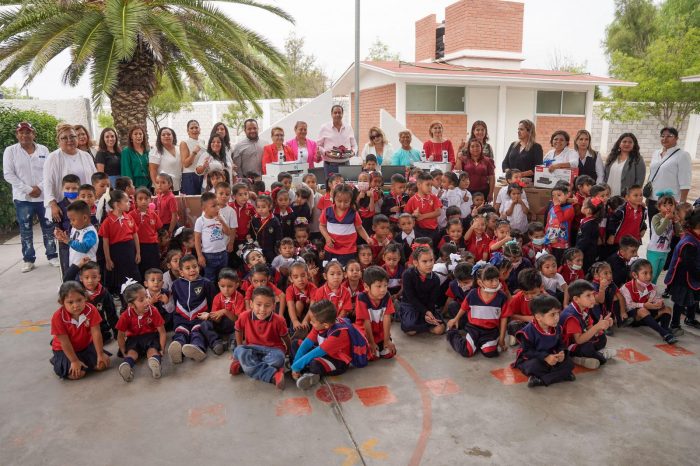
[499, 184, 530, 233]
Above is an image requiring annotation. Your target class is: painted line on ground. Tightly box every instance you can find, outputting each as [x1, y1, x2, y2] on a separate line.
[395, 355, 432, 466]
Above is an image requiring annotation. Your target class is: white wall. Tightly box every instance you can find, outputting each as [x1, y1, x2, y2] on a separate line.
[379, 109, 423, 154]
[467, 87, 498, 136]
[2, 98, 93, 134]
[500, 88, 536, 171]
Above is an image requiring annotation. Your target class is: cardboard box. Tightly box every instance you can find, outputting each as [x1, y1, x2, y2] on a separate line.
[494, 186, 551, 222]
[533, 165, 578, 189]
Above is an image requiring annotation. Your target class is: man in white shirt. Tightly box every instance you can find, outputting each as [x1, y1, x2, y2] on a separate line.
[2, 122, 58, 272]
[316, 105, 357, 177]
[646, 127, 692, 231]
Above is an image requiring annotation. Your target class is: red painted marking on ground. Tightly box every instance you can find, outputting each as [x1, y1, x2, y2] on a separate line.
[395, 355, 431, 466]
[187, 403, 226, 427]
[424, 378, 460, 396]
[655, 344, 695, 356]
[490, 366, 528, 385]
[616, 348, 651, 364]
[276, 397, 312, 416]
[355, 386, 397, 407]
[315, 383, 353, 403]
[572, 365, 595, 374]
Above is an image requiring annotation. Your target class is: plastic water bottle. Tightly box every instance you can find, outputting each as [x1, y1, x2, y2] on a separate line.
[278, 150, 285, 162]
[420, 150, 426, 161]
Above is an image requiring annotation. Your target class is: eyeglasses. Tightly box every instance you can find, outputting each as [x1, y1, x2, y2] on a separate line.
[59, 135, 78, 141]
[370, 134, 381, 139]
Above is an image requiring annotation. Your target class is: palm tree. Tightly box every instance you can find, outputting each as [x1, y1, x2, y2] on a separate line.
[0, 0, 293, 143]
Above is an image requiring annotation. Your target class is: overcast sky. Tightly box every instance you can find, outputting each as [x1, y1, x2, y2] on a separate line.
[4, 0, 616, 99]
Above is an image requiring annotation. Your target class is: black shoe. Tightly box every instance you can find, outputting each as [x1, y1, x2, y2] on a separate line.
[564, 373, 576, 382]
[527, 376, 546, 388]
[671, 326, 685, 336]
[684, 319, 700, 330]
[605, 327, 615, 336]
[620, 317, 634, 328]
[662, 290, 671, 299]
[664, 333, 679, 345]
[212, 342, 225, 355]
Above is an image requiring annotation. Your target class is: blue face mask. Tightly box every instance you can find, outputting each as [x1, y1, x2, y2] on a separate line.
[531, 237, 545, 246]
[64, 191, 78, 200]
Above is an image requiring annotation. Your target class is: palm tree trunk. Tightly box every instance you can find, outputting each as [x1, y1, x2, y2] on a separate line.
[109, 42, 157, 147]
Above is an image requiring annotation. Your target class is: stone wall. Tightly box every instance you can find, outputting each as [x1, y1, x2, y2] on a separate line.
[1, 98, 93, 134]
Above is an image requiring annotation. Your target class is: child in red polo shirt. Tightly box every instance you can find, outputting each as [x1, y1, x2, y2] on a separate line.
[310, 260, 352, 319]
[99, 189, 141, 294]
[355, 266, 396, 360]
[606, 184, 647, 249]
[343, 259, 365, 306]
[130, 188, 163, 277]
[499, 268, 544, 348]
[285, 261, 317, 331]
[245, 263, 286, 315]
[558, 248, 584, 283]
[230, 287, 291, 389]
[155, 173, 178, 238]
[230, 182, 257, 248]
[50, 282, 110, 380]
[205, 268, 243, 347]
[464, 215, 491, 261]
[116, 282, 167, 382]
[404, 171, 441, 244]
[368, 215, 392, 264]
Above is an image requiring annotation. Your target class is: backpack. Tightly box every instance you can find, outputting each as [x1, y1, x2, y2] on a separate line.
[329, 318, 369, 368]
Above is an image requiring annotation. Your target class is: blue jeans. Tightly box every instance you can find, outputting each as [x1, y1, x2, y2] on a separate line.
[203, 250, 228, 282]
[233, 344, 285, 383]
[14, 200, 57, 263]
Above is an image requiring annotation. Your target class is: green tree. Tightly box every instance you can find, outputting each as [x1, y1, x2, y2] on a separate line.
[279, 33, 329, 111]
[0, 0, 293, 145]
[97, 111, 114, 129]
[223, 101, 262, 136]
[604, 0, 658, 59]
[366, 38, 400, 61]
[0, 85, 31, 99]
[0, 106, 59, 230]
[147, 81, 193, 132]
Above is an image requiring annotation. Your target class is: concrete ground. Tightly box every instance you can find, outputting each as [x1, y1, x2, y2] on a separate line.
[1, 227, 699, 466]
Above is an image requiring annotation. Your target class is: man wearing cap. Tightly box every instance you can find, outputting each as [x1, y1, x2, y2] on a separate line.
[2, 122, 58, 272]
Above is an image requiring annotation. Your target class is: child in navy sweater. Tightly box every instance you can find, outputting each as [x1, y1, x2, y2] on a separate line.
[249, 195, 282, 264]
[513, 295, 575, 388]
[399, 246, 445, 335]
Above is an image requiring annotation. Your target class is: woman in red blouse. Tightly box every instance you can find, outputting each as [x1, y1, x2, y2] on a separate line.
[422, 121, 455, 166]
[261, 126, 296, 174]
[458, 139, 495, 202]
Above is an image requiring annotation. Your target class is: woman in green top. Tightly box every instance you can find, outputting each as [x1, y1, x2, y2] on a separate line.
[121, 126, 151, 189]
[391, 130, 422, 166]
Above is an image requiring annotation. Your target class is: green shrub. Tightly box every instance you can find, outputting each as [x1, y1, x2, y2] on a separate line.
[0, 105, 60, 231]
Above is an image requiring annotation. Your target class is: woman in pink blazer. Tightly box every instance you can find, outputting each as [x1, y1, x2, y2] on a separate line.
[285, 121, 320, 168]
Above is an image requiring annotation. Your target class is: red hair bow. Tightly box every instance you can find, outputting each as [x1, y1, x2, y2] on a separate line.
[591, 197, 603, 207]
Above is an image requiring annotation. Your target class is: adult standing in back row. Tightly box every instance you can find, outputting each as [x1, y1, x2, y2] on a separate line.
[180, 120, 205, 195]
[646, 127, 692, 231]
[233, 119, 266, 177]
[422, 121, 455, 166]
[317, 105, 357, 176]
[603, 133, 645, 197]
[121, 125, 150, 189]
[502, 119, 543, 177]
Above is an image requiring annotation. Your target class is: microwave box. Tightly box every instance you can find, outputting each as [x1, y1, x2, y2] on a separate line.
[533, 165, 579, 189]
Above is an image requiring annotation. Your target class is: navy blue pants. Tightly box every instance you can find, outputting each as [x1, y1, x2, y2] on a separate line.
[173, 320, 220, 350]
[571, 334, 608, 364]
[51, 343, 98, 379]
[138, 243, 161, 279]
[516, 356, 574, 385]
[180, 172, 202, 195]
[324, 251, 356, 267]
[447, 324, 499, 358]
[399, 302, 442, 334]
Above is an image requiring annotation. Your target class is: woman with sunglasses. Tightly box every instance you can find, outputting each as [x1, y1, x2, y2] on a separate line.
[360, 126, 393, 166]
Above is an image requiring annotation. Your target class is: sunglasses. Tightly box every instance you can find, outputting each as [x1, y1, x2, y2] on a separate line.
[370, 134, 381, 139]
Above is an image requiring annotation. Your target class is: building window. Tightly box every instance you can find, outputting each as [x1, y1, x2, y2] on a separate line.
[407, 85, 465, 112]
[536, 91, 586, 115]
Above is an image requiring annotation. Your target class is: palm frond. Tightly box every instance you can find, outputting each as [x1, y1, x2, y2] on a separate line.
[210, 0, 294, 24]
[104, 0, 149, 59]
[90, 34, 119, 107]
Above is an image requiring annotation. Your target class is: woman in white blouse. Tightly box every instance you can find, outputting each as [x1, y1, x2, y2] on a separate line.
[543, 130, 577, 172]
[360, 126, 393, 166]
[180, 119, 206, 194]
[149, 127, 182, 193]
[210, 122, 235, 181]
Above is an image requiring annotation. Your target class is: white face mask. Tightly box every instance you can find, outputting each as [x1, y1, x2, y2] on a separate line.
[482, 284, 502, 293]
[357, 181, 369, 192]
[570, 264, 582, 271]
[532, 237, 545, 246]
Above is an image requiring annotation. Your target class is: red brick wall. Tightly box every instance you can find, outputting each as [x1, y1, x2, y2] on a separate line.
[535, 116, 587, 149]
[405, 113, 469, 147]
[415, 14, 437, 62]
[444, 0, 523, 54]
[350, 84, 396, 148]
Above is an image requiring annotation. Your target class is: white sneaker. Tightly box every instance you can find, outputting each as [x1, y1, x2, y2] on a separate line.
[602, 348, 616, 360]
[148, 357, 162, 378]
[507, 335, 518, 346]
[296, 373, 320, 390]
[572, 356, 601, 369]
[21, 262, 35, 273]
[118, 362, 134, 382]
[48, 258, 61, 268]
[168, 341, 183, 364]
[182, 344, 207, 362]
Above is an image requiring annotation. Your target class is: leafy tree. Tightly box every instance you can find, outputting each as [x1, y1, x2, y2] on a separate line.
[604, 0, 658, 59]
[548, 49, 601, 99]
[147, 82, 193, 132]
[0, 106, 59, 230]
[366, 38, 400, 61]
[0, 85, 31, 99]
[223, 101, 262, 136]
[0, 0, 293, 145]
[279, 33, 329, 112]
[97, 111, 114, 129]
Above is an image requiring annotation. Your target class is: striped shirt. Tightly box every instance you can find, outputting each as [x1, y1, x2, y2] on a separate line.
[320, 207, 361, 255]
[460, 288, 508, 329]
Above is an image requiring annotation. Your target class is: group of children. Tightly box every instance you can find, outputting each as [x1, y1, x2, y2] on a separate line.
[49, 162, 700, 389]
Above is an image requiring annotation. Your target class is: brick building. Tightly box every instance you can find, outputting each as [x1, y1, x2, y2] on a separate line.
[331, 0, 634, 171]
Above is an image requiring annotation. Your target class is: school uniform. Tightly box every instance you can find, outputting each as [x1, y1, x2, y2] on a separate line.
[502, 290, 533, 336]
[171, 276, 218, 350]
[444, 279, 471, 320]
[559, 302, 608, 365]
[56, 197, 73, 274]
[394, 230, 415, 261]
[620, 279, 672, 338]
[522, 242, 547, 264]
[438, 235, 467, 251]
[130, 209, 163, 278]
[320, 206, 362, 264]
[590, 279, 619, 323]
[313, 283, 353, 317]
[558, 263, 583, 283]
[249, 214, 282, 264]
[155, 191, 178, 232]
[357, 190, 380, 234]
[285, 283, 317, 324]
[447, 288, 508, 358]
[606, 201, 647, 244]
[274, 207, 297, 240]
[381, 191, 409, 227]
[50, 304, 102, 378]
[399, 267, 443, 333]
[232, 310, 288, 383]
[514, 321, 574, 386]
[115, 305, 165, 356]
[85, 282, 118, 342]
[465, 232, 491, 262]
[506, 258, 533, 293]
[291, 203, 311, 226]
[98, 212, 141, 293]
[383, 264, 404, 297]
[355, 292, 395, 355]
[291, 320, 352, 376]
[343, 280, 365, 308]
[146, 288, 172, 331]
[665, 231, 700, 327]
[404, 193, 441, 244]
[368, 234, 390, 264]
[606, 252, 631, 289]
[575, 216, 599, 271]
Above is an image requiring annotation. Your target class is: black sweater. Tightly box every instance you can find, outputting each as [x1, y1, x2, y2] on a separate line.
[401, 267, 441, 314]
[502, 142, 543, 173]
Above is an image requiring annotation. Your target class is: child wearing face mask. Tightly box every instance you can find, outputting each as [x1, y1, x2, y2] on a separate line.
[558, 248, 584, 283]
[523, 222, 547, 263]
[446, 263, 509, 357]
